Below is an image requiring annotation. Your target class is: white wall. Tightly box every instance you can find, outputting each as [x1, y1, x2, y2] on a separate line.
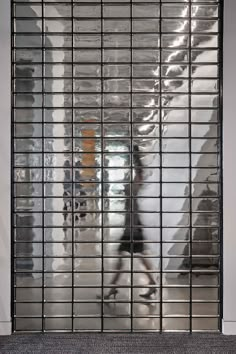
[0, 0, 11, 335]
[222, 0, 236, 335]
[0, 0, 235, 336]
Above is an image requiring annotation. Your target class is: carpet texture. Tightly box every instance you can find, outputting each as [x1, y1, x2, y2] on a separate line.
[1, 334, 236, 354]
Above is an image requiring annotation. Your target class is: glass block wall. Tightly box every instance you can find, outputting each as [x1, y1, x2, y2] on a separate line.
[12, 0, 223, 332]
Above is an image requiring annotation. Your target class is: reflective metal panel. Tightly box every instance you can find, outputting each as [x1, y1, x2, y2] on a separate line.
[12, 0, 222, 333]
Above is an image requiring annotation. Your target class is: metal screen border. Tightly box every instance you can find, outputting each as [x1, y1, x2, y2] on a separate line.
[10, 0, 224, 334]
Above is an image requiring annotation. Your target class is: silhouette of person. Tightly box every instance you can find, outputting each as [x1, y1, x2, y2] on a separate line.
[99, 145, 157, 300]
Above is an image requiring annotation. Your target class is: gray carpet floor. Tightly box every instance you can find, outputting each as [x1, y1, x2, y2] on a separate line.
[1, 334, 236, 354]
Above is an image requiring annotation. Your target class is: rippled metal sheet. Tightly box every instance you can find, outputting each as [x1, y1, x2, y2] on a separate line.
[12, 0, 222, 332]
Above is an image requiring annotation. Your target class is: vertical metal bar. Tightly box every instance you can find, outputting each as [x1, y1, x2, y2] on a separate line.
[130, 0, 133, 332]
[218, 0, 224, 333]
[189, 0, 193, 334]
[42, 0, 45, 333]
[11, 0, 15, 333]
[72, 1, 75, 333]
[159, 0, 163, 333]
[101, 0, 104, 333]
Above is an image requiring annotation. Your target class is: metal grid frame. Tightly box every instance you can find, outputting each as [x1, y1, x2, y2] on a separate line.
[11, 0, 223, 333]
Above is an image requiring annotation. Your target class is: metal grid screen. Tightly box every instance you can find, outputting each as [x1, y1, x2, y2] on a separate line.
[12, 0, 223, 332]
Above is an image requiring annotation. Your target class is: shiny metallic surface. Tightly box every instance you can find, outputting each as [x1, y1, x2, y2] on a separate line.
[12, 0, 222, 332]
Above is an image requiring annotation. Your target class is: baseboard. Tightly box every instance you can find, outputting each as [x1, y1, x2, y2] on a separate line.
[0, 321, 11, 335]
[222, 320, 236, 335]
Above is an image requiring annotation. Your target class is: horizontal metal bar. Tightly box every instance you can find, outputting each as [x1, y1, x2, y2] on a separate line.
[13, 194, 220, 198]
[12, 106, 219, 110]
[13, 254, 220, 259]
[13, 210, 220, 215]
[13, 165, 220, 169]
[13, 15, 220, 21]
[14, 119, 220, 122]
[13, 300, 220, 304]
[13, 31, 220, 36]
[13, 91, 220, 95]
[13, 134, 220, 138]
[12, 150, 219, 154]
[13, 240, 221, 244]
[13, 60, 219, 65]
[12, 58, 219, 63]
[13, 1, 220, 5]
[13, 274, 219, 279]
[11, 330, 220, 334]
[13, 79, 219, 83]
[12, 45, 221, 50]
[13, 283, 220, 289]
[13, 224, 221, 228]
[13, 315, 219, 320]
[13, 275, 220, 281]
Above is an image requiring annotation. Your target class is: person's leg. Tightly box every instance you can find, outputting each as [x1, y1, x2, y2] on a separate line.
[63, 203, 68, 222]
[98, 254, 123, 299]
[139, 255, 157, 298]
[141, 256, 156, 285]
[109, 256, 123, 286]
